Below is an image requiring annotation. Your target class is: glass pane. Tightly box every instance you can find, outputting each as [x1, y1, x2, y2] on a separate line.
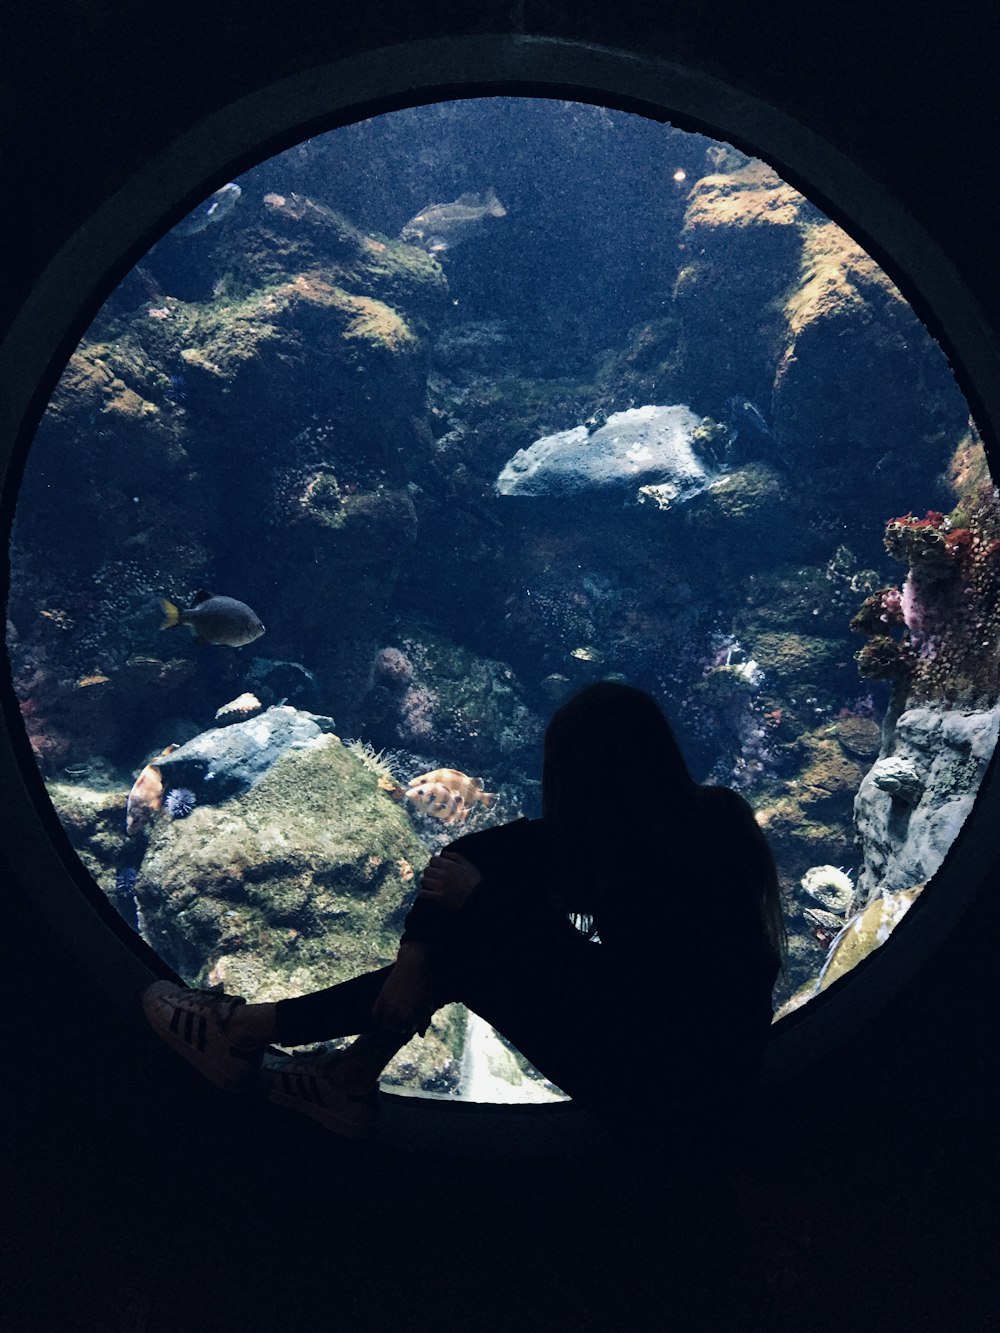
[8, 98, 996, 1100]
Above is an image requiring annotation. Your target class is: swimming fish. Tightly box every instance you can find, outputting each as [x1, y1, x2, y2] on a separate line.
[404, 768, 497, 824]
[399, 189, 506, 254]
[125, 744, 177, 836]
[160, 591, 265, 648]
[724, 396, 773, 441]
[173, 182, 242, 237]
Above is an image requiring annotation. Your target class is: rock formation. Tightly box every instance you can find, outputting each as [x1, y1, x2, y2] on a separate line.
[11, 104, 992, 1045]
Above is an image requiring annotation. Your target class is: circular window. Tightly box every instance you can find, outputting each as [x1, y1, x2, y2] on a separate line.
[5, 97, 996, 1103]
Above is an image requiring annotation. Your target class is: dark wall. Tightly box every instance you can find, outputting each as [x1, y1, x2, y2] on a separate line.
[3, 5, 998, 1331]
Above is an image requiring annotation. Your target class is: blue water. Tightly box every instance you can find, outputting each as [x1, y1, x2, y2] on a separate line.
[6, 99, 979, 1095]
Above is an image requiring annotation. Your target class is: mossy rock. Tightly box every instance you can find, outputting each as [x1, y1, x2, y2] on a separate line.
[691, 463, 789, 529]
[796, 734, 867, 810]
[751, 630, 845, 692]
[218, 191, 448, 318]
[136, 733, 428, 989]
[392, 623, 544, 774]
[831, 714, 881, 759]
[684, 162, 807, 236]
[816, 884, 926, 992]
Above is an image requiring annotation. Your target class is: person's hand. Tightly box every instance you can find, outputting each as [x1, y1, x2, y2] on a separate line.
[418, 851, 483, 910]
[371, 943, 438, 1035]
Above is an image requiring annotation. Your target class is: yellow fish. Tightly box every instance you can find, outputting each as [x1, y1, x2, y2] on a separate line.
[125, 744, 177, 836]
[404, 768, 496, 824]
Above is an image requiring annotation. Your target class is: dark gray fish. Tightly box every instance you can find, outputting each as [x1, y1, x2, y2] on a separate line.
[723, 395, 791, 472]
[160, 591, 264, 648]
[724, 396, 773, 440]
[173, 183, 242, 237]
[399, 189, 506, 254]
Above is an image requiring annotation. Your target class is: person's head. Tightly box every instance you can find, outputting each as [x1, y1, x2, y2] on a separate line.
[541, 680, 786, 965]
[541, 681, 696, 901]
[542, 680, 695, 827]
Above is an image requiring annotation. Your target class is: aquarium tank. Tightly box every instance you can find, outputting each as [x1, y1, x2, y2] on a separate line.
[8, 98, 999, 1103]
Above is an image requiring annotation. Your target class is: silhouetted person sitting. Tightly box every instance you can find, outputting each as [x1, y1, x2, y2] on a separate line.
[144, 681, 785, 1149]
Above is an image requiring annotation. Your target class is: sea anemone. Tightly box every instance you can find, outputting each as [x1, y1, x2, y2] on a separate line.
[344, 738, 403, 795]
[164, 786, 196, 819]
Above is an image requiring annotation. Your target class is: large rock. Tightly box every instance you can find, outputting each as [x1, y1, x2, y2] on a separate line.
[495, 404, 714, 500]
[673, 163, 809, 407]
[134, 719, 474, 1093]
[154, 704, 339, 801]
[853, 702, 1000, 901]
[773, 882, 926, 1019]
[136, 725, 424, 988]
[772, 222, 968, 515]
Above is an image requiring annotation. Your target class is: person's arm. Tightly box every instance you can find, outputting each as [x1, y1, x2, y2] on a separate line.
[399, 820, 542, 947]
[418, 850, 483, 907]
[417, 837, 568, 940]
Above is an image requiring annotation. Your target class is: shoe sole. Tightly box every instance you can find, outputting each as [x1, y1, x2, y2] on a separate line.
[263, 1066, 378, 1139]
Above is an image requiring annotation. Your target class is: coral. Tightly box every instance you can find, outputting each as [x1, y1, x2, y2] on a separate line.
[397, 684, 438, 743]
[852, 472, 1000, 702]
[854, 634, 915, 682]
[371, 646, 414, 689]
[883, 511, 963, 581]
[849, 586, 904, 635]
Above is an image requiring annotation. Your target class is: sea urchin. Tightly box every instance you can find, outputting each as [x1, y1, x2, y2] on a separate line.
[163, 786, 197, 819]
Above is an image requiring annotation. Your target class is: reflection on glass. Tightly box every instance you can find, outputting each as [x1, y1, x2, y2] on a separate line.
[7, 99, 998, 1099]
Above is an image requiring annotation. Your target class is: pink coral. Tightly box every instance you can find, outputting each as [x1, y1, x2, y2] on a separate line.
[899, 572, 922, 642]
[373, 646, 414, 688]
[397, 684, 437, 742]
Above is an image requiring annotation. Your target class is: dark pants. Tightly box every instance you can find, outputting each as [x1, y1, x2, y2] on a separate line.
[273, 910, 650, 1129]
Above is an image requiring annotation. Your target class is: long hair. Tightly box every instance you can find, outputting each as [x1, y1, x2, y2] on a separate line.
[542, 680, 786, 966]
[542, 681, 696, 908]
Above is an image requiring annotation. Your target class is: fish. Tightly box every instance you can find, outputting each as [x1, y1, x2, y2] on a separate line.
[399, 189, 506, 254]
[724, 395, 773, 441]
[215, 691, 263, 723]
[173, 182, 242, 237]
[404, 768, 497, 824]
[125, 744, 177, 836]
[160, 591, 265, 648]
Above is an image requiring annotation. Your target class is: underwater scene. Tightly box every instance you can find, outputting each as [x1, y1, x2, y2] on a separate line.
[8, 98, 1000, 1103]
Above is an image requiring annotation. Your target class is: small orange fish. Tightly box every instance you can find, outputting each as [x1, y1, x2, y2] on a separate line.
[404, 768, 496, 824]
[76, 674, 110, 688]
[125, 744, 177, 836]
